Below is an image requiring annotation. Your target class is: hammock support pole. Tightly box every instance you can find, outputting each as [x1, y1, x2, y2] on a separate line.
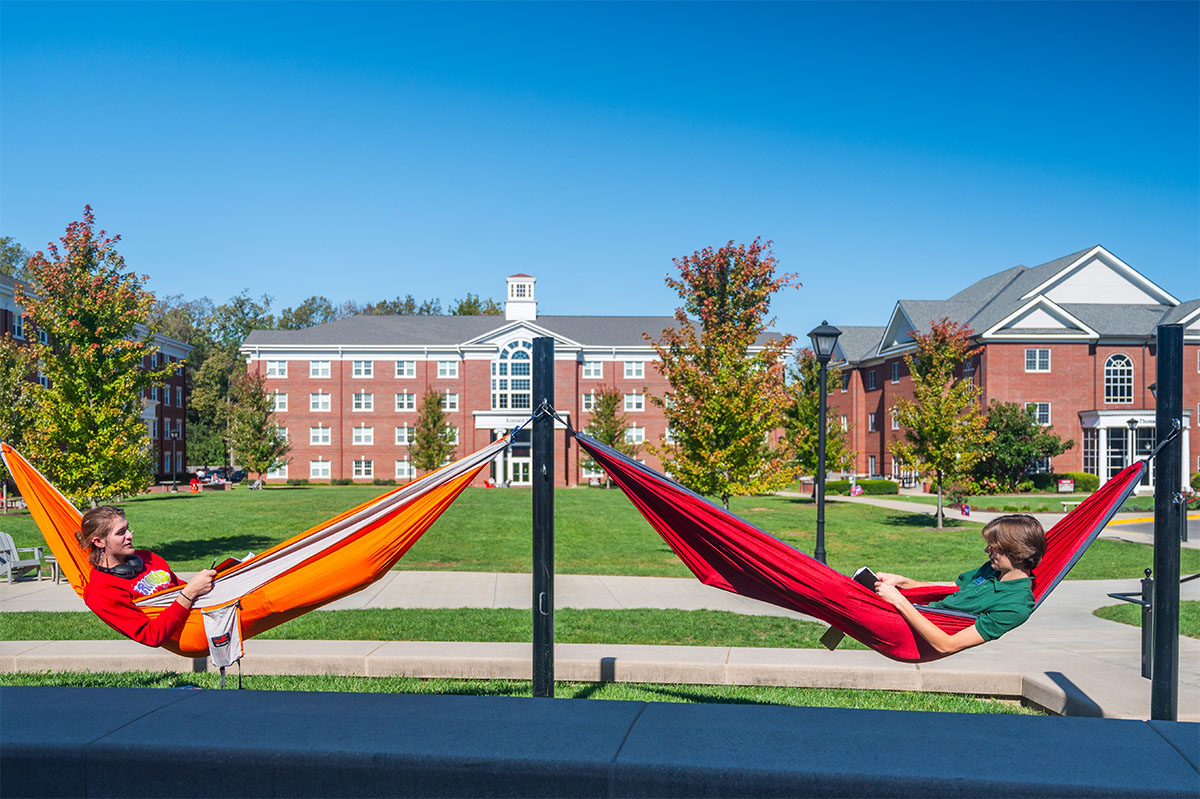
[1151, 323, 1183, 721]
[532, 336, 555, 698]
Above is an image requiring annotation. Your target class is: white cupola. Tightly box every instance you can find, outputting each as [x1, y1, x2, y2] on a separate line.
[505, 274, 537, 321]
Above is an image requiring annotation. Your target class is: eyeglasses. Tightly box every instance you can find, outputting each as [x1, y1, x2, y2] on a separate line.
[985, 545, 1010, 556]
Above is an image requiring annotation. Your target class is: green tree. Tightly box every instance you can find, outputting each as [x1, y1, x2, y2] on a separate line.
[889, 319, 991, 528]
[362, 295, 441, 316]
[0, 236, 31, 279]
[785, 349, 854, 478]
[0, 335, 40, 495]
[229, 370, 289, 483]
[449, 293, 502, 315]
[409, 390, 457, 473]
[276, 295, 357, 329]
[972, 401, 1074, 491]
[18, 206, 174, 505]
[582, 386, 638, 487]
[647, 238, 799, 509]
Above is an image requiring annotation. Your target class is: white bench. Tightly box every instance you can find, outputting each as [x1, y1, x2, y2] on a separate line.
[1061, 501, 1082, 512]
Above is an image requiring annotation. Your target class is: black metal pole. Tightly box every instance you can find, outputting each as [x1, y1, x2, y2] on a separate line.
[815, 359, 828, 564]
[532, 337, 555, 698]
[1151, 323, 1182, 720]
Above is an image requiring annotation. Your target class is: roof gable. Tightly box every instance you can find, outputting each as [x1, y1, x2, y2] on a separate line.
[462, 319, 582, 348]
[877, 304, 917, 355]
[1020, 246, 1179, 306]
[981, 297, 1099, 340]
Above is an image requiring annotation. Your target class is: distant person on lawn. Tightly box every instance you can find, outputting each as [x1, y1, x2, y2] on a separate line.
[77, 505, 216, 647]
[873, 514, 1046, 655]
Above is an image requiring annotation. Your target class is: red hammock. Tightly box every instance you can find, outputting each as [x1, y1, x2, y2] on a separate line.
[576, 433, 1146, 663]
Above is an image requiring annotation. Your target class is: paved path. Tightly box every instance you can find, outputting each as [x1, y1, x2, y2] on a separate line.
[2, 570, 1197, 721]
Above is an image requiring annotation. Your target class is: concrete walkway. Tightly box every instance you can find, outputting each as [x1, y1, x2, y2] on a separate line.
[2, 569, 1198, 721]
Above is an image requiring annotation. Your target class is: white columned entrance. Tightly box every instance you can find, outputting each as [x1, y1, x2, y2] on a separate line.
[1080, 410, 1193, 494]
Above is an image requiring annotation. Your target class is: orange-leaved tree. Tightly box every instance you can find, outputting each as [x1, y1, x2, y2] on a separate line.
[647, 238, 799, 509]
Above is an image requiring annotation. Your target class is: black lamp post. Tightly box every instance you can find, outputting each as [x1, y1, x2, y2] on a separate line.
[170, 428, 180, 492]
[1126, 418, 1139, 470]
[808, 321, 842, 565]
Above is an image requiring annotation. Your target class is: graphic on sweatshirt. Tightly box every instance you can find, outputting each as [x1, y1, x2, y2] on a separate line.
[133, 569, 173, 596]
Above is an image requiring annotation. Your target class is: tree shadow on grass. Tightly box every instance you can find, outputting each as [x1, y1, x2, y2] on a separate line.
[882, 512, 967, 529]
[622, 683, 782, 707]
[154, 534, 280, 563]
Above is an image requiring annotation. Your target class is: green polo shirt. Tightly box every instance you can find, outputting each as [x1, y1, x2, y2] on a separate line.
[927, 563, 1035, 641]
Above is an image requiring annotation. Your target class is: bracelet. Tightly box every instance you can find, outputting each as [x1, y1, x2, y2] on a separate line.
[179, 592, 193, 604]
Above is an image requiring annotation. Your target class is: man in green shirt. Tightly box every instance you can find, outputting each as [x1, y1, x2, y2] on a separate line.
[874, 515, 1045, 655]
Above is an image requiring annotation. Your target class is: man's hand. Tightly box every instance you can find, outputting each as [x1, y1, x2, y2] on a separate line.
[183, 569, 217, 601]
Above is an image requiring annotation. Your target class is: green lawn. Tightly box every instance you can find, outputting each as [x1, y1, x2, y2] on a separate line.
[0, 671, 1040, 714]
[1093, 600, 1200, 639]
[2, 485, 1192, 581]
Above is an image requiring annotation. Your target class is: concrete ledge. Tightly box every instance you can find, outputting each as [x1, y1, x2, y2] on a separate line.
[2, 687, 1196, 798]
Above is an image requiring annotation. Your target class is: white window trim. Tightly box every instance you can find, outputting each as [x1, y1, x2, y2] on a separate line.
[1024, 348, 1051, 373]
[352, 392, 374, 412]
[310, 460, 331, 479]
[310, 360, 331, 378]
[437, 360, 459, 379]
[582, 361, 603, 379]
[395, 360, 416, 378]
[352, 424, 374, 445]
[310, 392, 331, 412]
[352, 360, 374, 378]
[310, 426, 331, 446]
[624, 361, 644, 379]
[624, 392, 644, 412]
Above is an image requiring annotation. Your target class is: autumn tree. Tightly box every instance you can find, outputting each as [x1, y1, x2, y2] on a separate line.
[18, 206, 174, 505]
[229, 370, 289, 483]
[582, 386, 638, 487]
[409, 390, 457, 473]
[972, 401, 1074, 491]
[449, 293, 503, 315]
[889, 319, 991, 528]
[0, 335, 39, 503]
[647, 238, 799, 509]
[785, 349, 854, 478]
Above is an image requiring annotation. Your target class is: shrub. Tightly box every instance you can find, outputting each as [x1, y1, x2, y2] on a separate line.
[285, 478, 310, 486]
[1059, 472, 1099, 492]
[1191, 473, 1200, 492]
[1016, 480, 1035, 493]
[331, 478, 353, 486]
[824, 479, 897, 496]
[373, 478, 396, 486]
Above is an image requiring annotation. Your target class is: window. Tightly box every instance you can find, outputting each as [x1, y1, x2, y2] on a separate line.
[37, 328, 48, 345]
[395, 459, 415, 481]
[352, 360, 373, 378]
[275, 425, 288, 441]
[152, 420, 159, 439]
[395, 360, 415, 378]
[891, 414, 899, 431]
[624, 361, 644, 379]
[1024, 348, 1051, 373]
[964, 359, 976, 378]
[352, 392, 373, 411]
[840, 414, 848, 432]
[310, 460, 331, 480]
[891, 362, 899, 383]
[868, 455, 877, 475]
[1104, 354, 1133, 404]
[353, 460, 373, 478]
[352, 425, 374, 445]
[582, 361, 603, 379]
[581, 391, 597, 412]
[152, 386, 159, 402]
[663, 426, 676, 445]
[395, 425, 411, 445]
[624, 425, 645, 444]
[841, 372, 850, 392]
[437, 360, 459, 379]
[868, 413, 877, 432]
[1026, 402, 1051, 426]
[310, 360, 331, 378]
[174, 359, 182, 377]
[867, 371, 877, 390]
[624, 393, 644, 412]
[445, 426, 459, 445]
[1028, 457, 1052, 474]
[176, 386, 183, 407]
[395, 392, 416, 411]
[442, 392, 459, 411]
[266, 360, 287, 378]
[1082, 429, 1099, 476]
[310, 392, 331, 412]
[581, 461, 605, 480]
[271, 391, 288, 412]
[492, 340, 532, 410]
[511, 282, 528, 298]
[12, 314, 24, 339]
[310, 426, 331, 445]
[266, 462, 288, 480]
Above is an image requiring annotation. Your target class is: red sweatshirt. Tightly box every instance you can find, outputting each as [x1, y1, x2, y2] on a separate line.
[83, 550, 190, 647]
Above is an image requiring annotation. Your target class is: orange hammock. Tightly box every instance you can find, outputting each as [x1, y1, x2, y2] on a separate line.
[1, 440, 507, 657]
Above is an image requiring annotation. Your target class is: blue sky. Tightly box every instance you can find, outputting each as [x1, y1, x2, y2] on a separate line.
[2, 1, 1197, 334]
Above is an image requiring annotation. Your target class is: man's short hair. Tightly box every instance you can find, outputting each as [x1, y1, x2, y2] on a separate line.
[982, 514, 1046, 573]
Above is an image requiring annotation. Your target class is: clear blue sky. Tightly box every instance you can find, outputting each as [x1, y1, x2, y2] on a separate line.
[2, 1, 1197, 334]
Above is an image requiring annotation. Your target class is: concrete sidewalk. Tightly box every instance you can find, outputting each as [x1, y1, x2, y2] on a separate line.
[2, 570, 1198, 721]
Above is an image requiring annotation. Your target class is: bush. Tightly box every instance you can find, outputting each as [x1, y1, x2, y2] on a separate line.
[331, 478, 353, 486]
[285, 478, 310, 486]
[1030, 472, 1099, 493]
[1016, 480, 1035, 493]
[373, 478, 396, 486]
[1191, 473, 1200, 492]
[825, 479, 898, 496]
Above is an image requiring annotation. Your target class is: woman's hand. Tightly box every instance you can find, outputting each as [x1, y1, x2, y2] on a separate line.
[182, 569, 217, 602]
[874, 572, 909, 588]
[875, 581, 905, 607]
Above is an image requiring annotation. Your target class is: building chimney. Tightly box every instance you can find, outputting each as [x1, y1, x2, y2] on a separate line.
[505, 274, 537, 321]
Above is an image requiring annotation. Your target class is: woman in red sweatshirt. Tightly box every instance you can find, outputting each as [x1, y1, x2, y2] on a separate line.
[77, 505, 216, 647]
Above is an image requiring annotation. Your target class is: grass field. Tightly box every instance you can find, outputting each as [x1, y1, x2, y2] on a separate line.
[1093, 600, 1199, 639]
[2, 485, 1191, 581]
[0, 670, 1040, 714]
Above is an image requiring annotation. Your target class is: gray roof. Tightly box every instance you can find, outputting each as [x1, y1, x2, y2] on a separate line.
[1159, 299, 1200, 326]
[243, 314, 782, 349]
[832, 326, 885, 363]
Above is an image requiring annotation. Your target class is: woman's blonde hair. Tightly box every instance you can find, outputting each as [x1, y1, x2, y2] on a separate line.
[982, 514, 1046, 573]
[76, 506, 126, 567]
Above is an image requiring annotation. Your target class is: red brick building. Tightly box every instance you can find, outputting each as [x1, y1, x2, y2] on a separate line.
[241, 274, 781, 487]
[1, 272, 191, 481]
[828, 246, 1198, 493]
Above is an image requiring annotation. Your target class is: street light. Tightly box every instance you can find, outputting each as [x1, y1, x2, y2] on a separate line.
[1126, 418, 1139, 469]
[808, 320, 842, 565]
[170, 428, 180, 492]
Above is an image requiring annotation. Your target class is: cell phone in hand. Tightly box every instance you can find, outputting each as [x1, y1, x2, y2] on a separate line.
[852, 566, 879, 591]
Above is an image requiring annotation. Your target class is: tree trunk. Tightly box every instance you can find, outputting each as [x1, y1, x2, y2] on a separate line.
[935, 474, 944, 530]
[722, 492, 730, 511]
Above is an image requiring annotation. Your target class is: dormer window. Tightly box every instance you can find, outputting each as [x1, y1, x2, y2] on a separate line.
[511, 282, 530, 299]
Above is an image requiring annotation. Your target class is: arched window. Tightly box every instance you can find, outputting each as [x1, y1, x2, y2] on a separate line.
[1104, 354, 1133, 404]
[491, 340, 533, 410]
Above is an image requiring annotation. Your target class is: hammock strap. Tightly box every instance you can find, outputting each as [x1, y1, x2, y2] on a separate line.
[1143, 418, 1182, 464]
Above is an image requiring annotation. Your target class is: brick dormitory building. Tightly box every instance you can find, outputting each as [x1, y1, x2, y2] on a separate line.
[827, 245, 1198, 493]
[1, 272, 191, 481]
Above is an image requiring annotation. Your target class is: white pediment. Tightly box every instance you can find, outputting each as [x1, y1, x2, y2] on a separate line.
[462, 320, 581, 349]
[982, 297, 1098, 339]
[876, 304, 916, 355]
[1022, 246, 1178, 306]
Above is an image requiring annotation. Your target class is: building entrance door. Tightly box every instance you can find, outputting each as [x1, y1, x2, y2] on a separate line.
[507, 429, 532, 486]
[508, 460, 531, 485]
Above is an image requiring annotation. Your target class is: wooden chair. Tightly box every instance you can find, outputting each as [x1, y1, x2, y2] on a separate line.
[0, 531, 44, 583]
